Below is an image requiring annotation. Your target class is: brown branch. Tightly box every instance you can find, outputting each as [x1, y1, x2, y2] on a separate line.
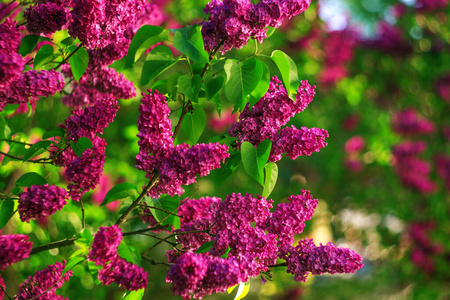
[138, 204, 183, 218]
[0, 139, 33, 146]
[114, 173, 159, 226]
[268, 262, 287, 268]
[172, 101, 191, 140]
[142, 256, 173, 267]
[0, 285, 11, 300]
[30, 238, 77, 255]
[122, 225, 169, 237]
[80, 198, 85, 229]
[0, 151, 53, 164]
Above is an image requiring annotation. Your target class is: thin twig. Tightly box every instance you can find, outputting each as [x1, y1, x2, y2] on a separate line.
[122, 225, 169, 236]
[0, 0, 16, 12]
[142, 256, 173, 267]
[54, 43, 83, 70]
[1, 4, 20, 21]
[30, 238, 77, 255]
[138, 204, 183, 218]
[0, 285, 11, 300]
[0, 139, 33, 146]
[268, 262, 287, 268]
[0, 151, 53, 164]
[139, 233, 178, 246]
[114, 173, 159, 226]
[80, 198, 85, 229]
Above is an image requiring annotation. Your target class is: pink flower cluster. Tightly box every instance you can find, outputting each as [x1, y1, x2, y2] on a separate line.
[89, 225, 148, 291]
[136, 89, 230, 197]
[16, 261, 72, 300]
[392, 109, 435, 136]
[280, 238, 363, 282]
[392, 141, 436, 194]
[24, 2, 69, 35]
[266, 191, 318, 247]
[434, 154, 450, 190]
[62, 97, 119, 141]
[344, 136, 366, 172]
[415, 0, 449, 11]
[167, 252, 244, 299]
[229, 76, 328, 162]
[0, 234, 33, 270]
[202, 0, 311, 53]
[167, 191, 363, 298]
[408, 222, 443, 274]
[65, 136, 106, 201]
[68, 0, 144, 50]
[18, 184, 68, 222]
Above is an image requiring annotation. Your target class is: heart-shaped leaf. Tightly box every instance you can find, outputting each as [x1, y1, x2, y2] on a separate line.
[241, 140, 272, 185]
[101, 182, 138, 206]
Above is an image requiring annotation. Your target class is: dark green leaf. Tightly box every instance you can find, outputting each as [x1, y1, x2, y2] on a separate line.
[122, 289, 145, 300]
[209, 151, 241, 187]
[61, 36, 75, 46]
[249, 60, 270, 108]
[151, 79, 169, 94]
[118, 241, 136, 264]
[171, 25, 209, 63]
[34, 44, 54, 70]
[126, 25, 169, 67]
[270, 50, 299, 98]
[22, 140, 53, 162]
[144, 195, 179, 227]
[10, 187, 23, 196]
[1, 140, 26, 166]
[70, 137, 93, 157]
[262, 162, 278, 198]
[0, 199, 14, 229]
[203, 74, 224, 102]
[15, 172, 47, 187]
[43, 127, 65, 139]
[167, 73, 181, 101]
[0, 116, 9, 140]
[178, 74, 202, 103]
[195, 241, 214, 253]
[241, 140, 272, 185]
[181, 104, 206, 144]
[68, 45, 89, 82]
[140, 45, 180, 86]
[101, 182, 138, 206]
[224, 58, 263, 110]
[88, 261, 102, 285]
[19, 35, 51, 56]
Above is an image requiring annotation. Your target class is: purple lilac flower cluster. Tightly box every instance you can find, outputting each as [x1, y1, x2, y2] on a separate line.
[62, 66, 135, 107]
[280, 238, 363, 282]
[408, 222, 443, 274]
[175, 197, 221, 251]
[0, 234, 33, 270]
[0, 19, 65, 111]
[392, 141, 436, 194]
[89, 225, 148, 291]
[229, 76, 328, 162]
[343, 135, 366, 172]
[16, 261, 72, 299]
[166, 252, 244, 299]
[61, 97, 119, 141]
[202, 0, 311, 53]
[136, 89, 229, 197]
[167, 192, 363, 298]
[392, 108, 435, 136]
[266, 191, 318, 248]
[24, 2, 70, 35]
[68, 0, 144, 50]
[65, 136, 106, 201]
[18, 184, 68, 222]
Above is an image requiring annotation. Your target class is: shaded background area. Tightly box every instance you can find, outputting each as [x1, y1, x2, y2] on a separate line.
[1, 0, 449, 299]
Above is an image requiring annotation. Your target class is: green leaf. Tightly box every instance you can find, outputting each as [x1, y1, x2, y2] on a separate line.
[1, 140, 26, 166]
[88, 261, 102, 285]
[101, 182, 138, 206]
[266, 26, 276, 38]
[63, 255, 85, 275]
[76, 228, 94, 245]
[228, 284, 237, 294]
[10, 187, 23, 196]
[241, 140, 272, 185]
[249, 60, 270, 108]
[15, 172, 47, 187]
[195, 241, 214, 253]
[270, 50, 299, 97]
[126, 25, 169, 67]
[181, 104, 206, 144]
[203, 74, 224, 102]
[178, 74, 202, 103]
[0, 199, 14, 229]
[70, 137, 93, 157]
[262, 162, 278, 198]
[118, 241, 137, 264]
[122, 289, 145, 300]
[234, 282, 250, 300]
[171, 25, 209, 63]
[209, 151, 241, 187]
[140, 45, 180, 86]
[19, 35, 51, 56]
[61, 36, 75, 46]
[0, 116, 9, 140]
[34, 44, 54, 70]
[167, 73, 181, 100]
[144, 195, 179, 227]
[68, 45, 89, 82]
[0, 182, 5, 191]
[224, 58, 263, 110]
[22, 140, 53, 162]
[43, 127, 65, 139]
